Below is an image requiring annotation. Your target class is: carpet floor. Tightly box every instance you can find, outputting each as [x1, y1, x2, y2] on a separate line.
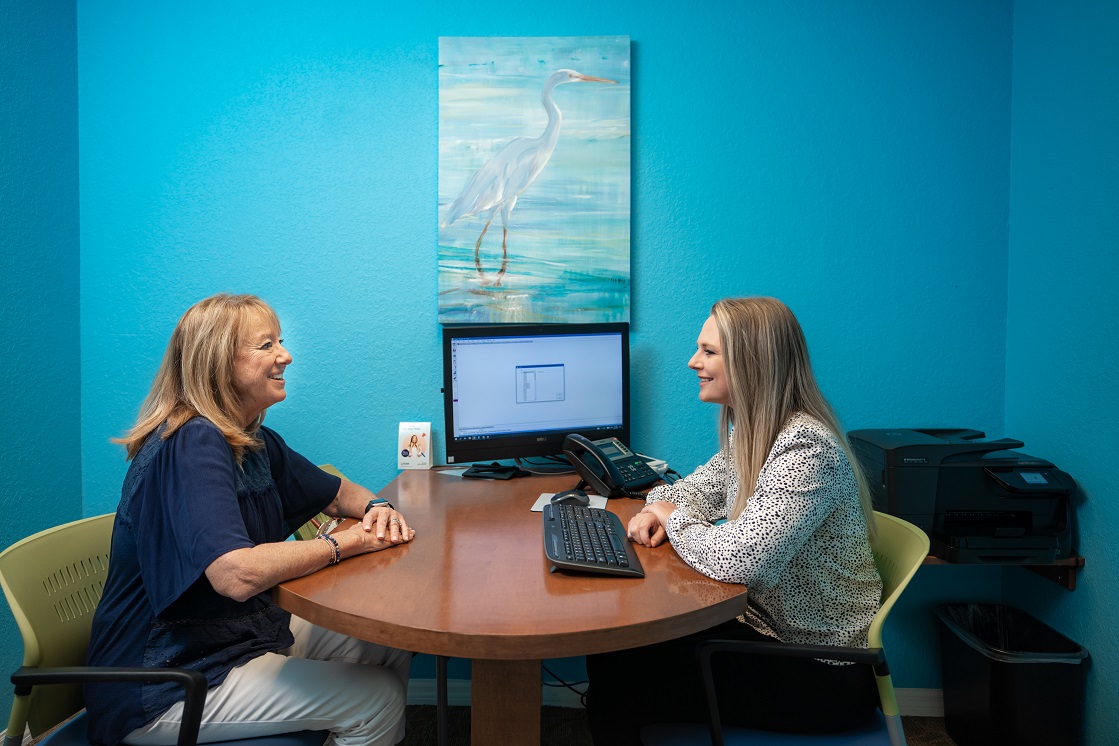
[400, 706, 958, 745]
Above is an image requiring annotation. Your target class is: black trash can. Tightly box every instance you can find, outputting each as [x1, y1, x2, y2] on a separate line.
[936, 604, 1088, 746]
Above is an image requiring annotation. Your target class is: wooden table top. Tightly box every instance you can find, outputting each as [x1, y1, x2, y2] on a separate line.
[275, 469, 749, 660]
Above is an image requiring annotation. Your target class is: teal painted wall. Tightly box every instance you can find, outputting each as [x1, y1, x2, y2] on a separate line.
[76, 0, 1014, 515]
[0, 0, 82, 728]
[6, 0, 1115, 738]
[1005, 1, 1119, 741]
[73, 0, 1013, 696]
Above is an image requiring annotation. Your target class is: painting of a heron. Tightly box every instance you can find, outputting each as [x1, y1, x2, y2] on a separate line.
[438, 37, 631, 324]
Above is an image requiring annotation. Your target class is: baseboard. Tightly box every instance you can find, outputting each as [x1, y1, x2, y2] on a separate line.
[409, 679, 942, 717]
[408, 678, 584, 708]
[896, 688, 944, 717]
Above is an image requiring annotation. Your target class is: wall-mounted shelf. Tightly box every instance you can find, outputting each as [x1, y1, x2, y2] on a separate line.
[923, 554, 1085, 591]
[1024, 556, 1085, 590]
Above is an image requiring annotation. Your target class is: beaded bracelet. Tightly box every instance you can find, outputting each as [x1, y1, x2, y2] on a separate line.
[318, 533, 341, 565]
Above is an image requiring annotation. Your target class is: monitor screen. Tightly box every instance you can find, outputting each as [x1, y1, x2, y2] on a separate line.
[442, 322, 630, 465]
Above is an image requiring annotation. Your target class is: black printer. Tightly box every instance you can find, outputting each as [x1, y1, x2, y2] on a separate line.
[847, 428, 1074, 564]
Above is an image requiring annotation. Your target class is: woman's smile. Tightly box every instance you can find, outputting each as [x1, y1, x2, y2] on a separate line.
[234, 317, 292, 426]
[689, 315, 729, 406]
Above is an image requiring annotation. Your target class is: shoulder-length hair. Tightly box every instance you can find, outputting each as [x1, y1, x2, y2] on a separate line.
[115, 293, 281, 463]
[711, 297, 876, 539]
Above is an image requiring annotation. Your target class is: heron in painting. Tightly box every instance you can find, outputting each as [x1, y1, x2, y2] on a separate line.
[442, 68, 617, 285]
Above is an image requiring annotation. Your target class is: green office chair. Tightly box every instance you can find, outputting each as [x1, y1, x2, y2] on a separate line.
[1, 513, 327, 746]
[292, 513, 331, 542]
[291, 465, 343, 541]
[641, 512, 930, 746]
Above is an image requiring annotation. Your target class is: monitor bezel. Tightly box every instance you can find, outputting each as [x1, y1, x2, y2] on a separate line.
[441, 322, 631, 465]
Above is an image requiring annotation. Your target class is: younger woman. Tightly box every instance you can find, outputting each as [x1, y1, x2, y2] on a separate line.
[586, 297, 882, 743]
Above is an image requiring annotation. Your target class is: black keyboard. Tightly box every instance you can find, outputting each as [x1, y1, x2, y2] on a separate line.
[542, 503, 645, 578]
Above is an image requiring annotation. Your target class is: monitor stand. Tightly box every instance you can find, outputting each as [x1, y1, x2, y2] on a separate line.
[461, 463, 527, 480]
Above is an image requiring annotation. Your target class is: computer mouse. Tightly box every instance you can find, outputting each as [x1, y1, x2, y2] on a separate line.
[550, 489, 591, 506]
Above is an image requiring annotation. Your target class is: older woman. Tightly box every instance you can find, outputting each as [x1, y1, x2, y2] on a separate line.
[85, 294, 415, 746]
[587, 297, 882, 743]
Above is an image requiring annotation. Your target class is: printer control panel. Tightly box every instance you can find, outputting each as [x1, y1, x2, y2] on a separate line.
[985, 468, 1070, 494]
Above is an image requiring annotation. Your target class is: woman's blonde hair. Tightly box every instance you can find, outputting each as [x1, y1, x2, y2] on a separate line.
[711, 297, 876, 539]
[115, 293, 281, 462]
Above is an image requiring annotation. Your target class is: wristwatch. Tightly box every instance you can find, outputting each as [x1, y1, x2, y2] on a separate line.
[366, 497, 394, 513]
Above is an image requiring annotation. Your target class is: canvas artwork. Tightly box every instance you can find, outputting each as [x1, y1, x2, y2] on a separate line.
[438, 36, 631, 324]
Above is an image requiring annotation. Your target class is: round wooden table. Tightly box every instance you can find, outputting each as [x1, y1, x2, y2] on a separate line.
[275, 469, 748, 746]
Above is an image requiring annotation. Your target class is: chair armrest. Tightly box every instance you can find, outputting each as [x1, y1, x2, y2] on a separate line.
[697, 638, 886, 669]
[11, 666, 207, 746]
[692, 639, 888, 746]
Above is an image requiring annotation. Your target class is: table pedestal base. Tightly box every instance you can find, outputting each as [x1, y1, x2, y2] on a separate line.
[471, 659, 542, 745]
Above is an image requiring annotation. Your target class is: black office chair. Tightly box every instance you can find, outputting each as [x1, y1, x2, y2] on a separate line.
[640, 512, 929, 746]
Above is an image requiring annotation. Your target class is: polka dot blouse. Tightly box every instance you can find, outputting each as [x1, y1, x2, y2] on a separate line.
[647, 412, 882, 650]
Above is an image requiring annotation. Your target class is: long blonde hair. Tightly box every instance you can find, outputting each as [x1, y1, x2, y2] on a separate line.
[711, 297, 876, 539]
[115, 293, 281, 463]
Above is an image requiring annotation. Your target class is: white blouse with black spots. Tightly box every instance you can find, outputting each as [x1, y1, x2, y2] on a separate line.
[647, 412, 882, 651]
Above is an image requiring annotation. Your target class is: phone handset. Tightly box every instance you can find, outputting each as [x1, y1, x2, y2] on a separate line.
[562, 433, 662, 498]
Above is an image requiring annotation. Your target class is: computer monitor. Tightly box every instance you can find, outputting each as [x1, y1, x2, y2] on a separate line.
[442, 322, 630, 465]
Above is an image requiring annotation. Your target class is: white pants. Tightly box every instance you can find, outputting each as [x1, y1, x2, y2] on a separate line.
[125, 616, 410, 746]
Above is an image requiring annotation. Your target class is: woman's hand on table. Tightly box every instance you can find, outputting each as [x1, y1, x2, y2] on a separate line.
[628, 501, 674, 547]
[326, 506, 416, 557]
[358, 505, 415, 546]
[358, 505, 416, 545]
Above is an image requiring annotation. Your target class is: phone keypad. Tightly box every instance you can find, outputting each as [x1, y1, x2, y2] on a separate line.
[617, 458, 659, 486]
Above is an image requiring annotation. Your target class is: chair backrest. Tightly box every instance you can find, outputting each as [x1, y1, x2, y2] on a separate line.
[863, 512, 929, 738]
[868, 511, 930, 649]
[293, 465, 344, 541]
[292, 516, 328, 542]
[0, 513, 115, 735]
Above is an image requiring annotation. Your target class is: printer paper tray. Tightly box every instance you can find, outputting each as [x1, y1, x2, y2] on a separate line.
[931, 534, 1061, 565]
